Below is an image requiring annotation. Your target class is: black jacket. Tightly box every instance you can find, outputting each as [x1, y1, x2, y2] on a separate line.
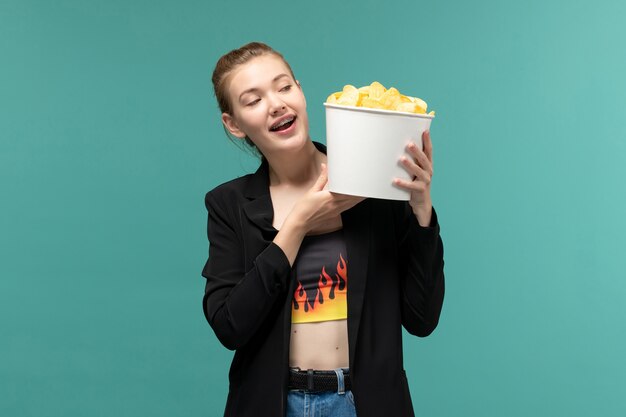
[201, 141, 445, 417]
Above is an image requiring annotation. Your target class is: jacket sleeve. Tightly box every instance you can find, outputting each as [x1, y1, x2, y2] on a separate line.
[394, 202, 445, 337]
[201, 190, 292, 350]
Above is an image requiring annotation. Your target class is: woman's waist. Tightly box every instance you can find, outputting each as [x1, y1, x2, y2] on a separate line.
[289, 319, 349, 370]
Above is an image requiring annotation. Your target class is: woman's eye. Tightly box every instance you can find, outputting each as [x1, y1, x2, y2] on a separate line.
[245, 86, 290, 106]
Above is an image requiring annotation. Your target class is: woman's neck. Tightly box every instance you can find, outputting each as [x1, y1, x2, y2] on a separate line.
[267, 141, 326, 187]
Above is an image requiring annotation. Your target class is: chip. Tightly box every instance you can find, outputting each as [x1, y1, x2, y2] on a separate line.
[368, 81, 386, 100]
[326, 91, 342, 104]
[379, 87, 401, 110]
[360, 97, 385, 109]
[336, 88, 359, 106]
[396, 102, 425, 114]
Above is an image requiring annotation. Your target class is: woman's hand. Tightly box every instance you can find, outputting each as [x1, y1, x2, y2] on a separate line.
[393, 130, 434, 227]
[274, 163, 365, 266]
[289, 163, 365, 235]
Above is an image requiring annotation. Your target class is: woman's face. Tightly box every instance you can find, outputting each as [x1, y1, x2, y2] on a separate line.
[222, 54, 309, 157]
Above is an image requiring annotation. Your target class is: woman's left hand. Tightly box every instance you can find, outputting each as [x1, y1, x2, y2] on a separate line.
[393, 130, 434, 227]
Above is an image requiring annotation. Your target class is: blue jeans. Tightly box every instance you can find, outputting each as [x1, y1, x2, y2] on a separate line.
[287, 368, 357, 417]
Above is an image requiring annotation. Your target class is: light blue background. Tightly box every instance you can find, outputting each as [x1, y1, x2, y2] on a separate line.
[1, 0, 625, 416]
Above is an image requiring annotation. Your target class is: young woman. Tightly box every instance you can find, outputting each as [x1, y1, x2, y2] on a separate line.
[202, 42, 445, 417]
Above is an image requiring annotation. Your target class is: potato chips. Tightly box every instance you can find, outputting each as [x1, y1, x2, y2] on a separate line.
[326, 81, 435, 116]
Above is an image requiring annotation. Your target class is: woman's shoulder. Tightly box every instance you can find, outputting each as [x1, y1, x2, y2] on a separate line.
[207, 174, 252, 194]
[204, 174, 255, 207]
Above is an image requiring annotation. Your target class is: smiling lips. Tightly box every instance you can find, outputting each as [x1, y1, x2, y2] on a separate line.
[269, 115, 297, 132]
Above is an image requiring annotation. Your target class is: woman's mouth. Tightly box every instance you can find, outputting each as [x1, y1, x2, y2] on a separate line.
[269, 116, 297, 134]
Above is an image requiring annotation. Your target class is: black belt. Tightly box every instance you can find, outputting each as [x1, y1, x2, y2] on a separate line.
[288, 368, 352, 392]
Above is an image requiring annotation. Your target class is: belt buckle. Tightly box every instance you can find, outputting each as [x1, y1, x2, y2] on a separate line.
[306, 369, 314, 391]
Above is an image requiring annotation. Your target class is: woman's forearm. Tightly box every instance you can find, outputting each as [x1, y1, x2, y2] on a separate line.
[273, 216, 307, 267]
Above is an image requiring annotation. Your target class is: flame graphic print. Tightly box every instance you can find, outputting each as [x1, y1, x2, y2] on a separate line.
[291, 253, 348, 323]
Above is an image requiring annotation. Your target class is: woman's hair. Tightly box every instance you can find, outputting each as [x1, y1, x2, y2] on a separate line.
[212, 42, 297, 160]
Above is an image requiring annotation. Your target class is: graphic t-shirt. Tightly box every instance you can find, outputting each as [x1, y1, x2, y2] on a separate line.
[291, 229, 348, 324]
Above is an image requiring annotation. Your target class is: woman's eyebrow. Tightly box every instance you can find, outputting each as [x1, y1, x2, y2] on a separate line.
[238, 74, 291, 100]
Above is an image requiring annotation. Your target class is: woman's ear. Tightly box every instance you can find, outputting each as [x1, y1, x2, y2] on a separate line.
[221, 113, 246, 139]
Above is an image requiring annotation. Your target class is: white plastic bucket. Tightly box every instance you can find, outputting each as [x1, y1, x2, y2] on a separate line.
[324, 103, 434, 200]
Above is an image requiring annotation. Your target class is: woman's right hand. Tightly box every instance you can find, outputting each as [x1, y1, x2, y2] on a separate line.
[288, 163, 365, 235]
[274, 163, 365, 266]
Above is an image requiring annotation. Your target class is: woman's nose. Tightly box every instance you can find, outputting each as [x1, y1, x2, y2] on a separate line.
[268, 94, 286, 114]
